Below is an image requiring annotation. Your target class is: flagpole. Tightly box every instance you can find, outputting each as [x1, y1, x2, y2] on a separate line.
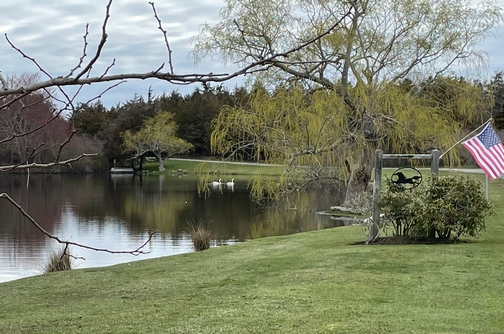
[440, 118, 493, 159]
[486, 173, 489, 200]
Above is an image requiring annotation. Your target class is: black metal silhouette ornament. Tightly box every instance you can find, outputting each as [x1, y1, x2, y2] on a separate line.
[390, 167, 422, 189]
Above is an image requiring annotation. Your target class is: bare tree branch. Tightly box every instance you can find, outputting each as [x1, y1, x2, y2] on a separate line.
[0, 71, 8, 91]
[149, 1, 174, 74]
[0, 99, 60, 145]
[75, 0, 113, 80]
[5, 35, 54, 81]
[0, 153, 97, 172]
[66, 24, 90, 78]
[83, 80, 126, 105]
[0, 5, 351, 97]
[0, 192, 156, 256]
[54, 129, 78, 162]
[0, 0, 353, 262]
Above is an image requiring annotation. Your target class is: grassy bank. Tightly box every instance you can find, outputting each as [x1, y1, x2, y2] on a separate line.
[1, 171, 503, 333]
[144, 158, 285, 176]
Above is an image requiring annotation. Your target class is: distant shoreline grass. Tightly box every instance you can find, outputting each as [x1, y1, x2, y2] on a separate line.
[144, 157, 285, 176]
[0, 169, 501, 333]
[148, 157, 487, 178]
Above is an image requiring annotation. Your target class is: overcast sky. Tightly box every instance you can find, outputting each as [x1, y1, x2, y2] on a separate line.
[0, 0, 243, 107]
[1, 0, 504, 109]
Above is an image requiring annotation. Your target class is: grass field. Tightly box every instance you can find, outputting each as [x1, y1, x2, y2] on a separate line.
[144, 157, 285, 176]
[0, 168, 503, 333]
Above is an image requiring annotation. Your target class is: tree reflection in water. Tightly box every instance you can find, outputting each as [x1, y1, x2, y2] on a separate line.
[0, 173, 346, 282]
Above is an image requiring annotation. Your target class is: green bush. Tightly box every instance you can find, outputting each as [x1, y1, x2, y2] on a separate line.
[381, 175, 493, 241]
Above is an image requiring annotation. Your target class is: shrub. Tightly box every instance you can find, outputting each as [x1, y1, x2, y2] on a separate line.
[42, 246, 73, 273]
[187, 219, 212, 251]
[381, 175, 493, 241]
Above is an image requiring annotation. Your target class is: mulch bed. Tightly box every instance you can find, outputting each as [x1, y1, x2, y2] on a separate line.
[352, 236, 468, 245]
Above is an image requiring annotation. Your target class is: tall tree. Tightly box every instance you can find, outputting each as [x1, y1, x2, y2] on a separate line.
[0, 0, 359, 255]
[123, 111, 193, 171]
[489, 72, 504, 128]
[194, 0, 502, 203]
[212, 79, 491, 201]
[0, 74, 70, 166]
[155, 86, 235, 156]
[71, 101, 109, 138]
[102, 94, 156, 166]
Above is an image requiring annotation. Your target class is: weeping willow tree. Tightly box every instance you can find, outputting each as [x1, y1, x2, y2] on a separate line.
[211, 78, 492, 204]
[194, 0, 501, 205]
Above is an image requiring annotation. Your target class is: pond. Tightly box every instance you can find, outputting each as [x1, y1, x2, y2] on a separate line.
[0, 173, 351, 283]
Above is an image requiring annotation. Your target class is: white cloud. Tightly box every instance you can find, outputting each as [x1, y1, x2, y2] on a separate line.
[1, 0, 503, 108]
[0, 0, 239, 107]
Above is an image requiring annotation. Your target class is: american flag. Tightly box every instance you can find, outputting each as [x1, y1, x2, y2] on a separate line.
[462, 123, 504, 179]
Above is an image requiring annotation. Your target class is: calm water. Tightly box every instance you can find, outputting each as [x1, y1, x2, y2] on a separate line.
[0, 173, 346, 283]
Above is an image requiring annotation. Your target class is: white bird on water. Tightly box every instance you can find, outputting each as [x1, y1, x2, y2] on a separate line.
[226, 179, 235, 186]
[212, 179, 222, 185]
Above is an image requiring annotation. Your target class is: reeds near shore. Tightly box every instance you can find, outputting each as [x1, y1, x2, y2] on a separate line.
[41, 246, 73, 273]
[187, 219, 212, 251]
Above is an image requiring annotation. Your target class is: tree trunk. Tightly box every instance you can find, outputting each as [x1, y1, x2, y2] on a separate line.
[158, 155, 165, 172]
[342, 150, 373, 206]
[132, 155, 145, 172]
[343, 164, 372, 205]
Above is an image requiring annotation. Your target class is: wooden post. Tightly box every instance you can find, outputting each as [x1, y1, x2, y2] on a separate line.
[368, 149, 441, 244]
[431, 149, 440, 175]
[368, 149, 383, 243]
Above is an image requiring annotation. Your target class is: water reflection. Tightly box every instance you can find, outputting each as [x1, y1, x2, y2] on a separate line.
[0, 173, 347, 283]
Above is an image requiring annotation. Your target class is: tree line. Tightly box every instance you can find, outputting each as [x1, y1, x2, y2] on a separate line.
[0, 79, 236, 172]
[1, 72, 503, 175]
[0, 0, 502, 254]
[72, 85, 239, 171]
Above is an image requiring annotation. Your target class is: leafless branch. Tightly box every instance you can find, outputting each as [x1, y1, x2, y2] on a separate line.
[0, 192, 156, 256]
[99, 58, 117, 80]
[66, 24, 90, 78]
[0, 141, 45, 172]
[55, 129, 78, 162]
[84, 80, 126, 105]
[75, 0, 113, 80]
[233, 20, 265, 62]
[3, 39, 79, 115]
[0, 91, 30, 111]
[0, 0, 352, 262]
[0, 99, 64, 145]
[0, 71, 8, 91]
[0, 5, 351, 97]
[4, 35, 54, 80]
[149, 1, 174, 74]
[0, 153, 97, 172]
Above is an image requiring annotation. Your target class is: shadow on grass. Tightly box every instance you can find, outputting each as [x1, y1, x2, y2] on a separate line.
[351, 236, 476, 246]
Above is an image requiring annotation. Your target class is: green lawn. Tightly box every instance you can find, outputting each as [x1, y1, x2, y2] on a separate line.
[144, 158, 285, 176]
[1, 170, 503, 333]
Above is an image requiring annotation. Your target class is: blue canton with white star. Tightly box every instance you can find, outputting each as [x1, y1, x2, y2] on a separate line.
[478, 125, 501, 148]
